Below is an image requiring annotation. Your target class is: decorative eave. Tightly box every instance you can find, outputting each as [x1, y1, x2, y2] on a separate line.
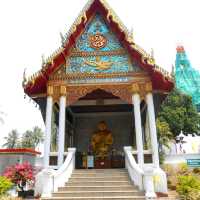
[23, 0, 174, 96]
[0, 148, 41, 156]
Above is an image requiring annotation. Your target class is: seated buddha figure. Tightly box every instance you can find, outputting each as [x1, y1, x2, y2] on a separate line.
[91, 121, 113, 159]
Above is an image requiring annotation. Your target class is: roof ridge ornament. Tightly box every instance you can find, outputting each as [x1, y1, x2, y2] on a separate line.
[22, 68, 27, 87]
[60, 32, 65, 48]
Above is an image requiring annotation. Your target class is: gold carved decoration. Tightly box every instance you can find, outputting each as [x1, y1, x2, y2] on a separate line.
[60, 85, 67, 96]
[84, 56, 113, 70]
[71, 49, 126, 57]
[47, 85, 53, 96]
[128, 82, 153, 100]
[129, 83, 140, 94]
[48, 81, 152, 105]
[145, 82, 153, 93]
[50, 71, 149, 82]
[67, 83, 132, 105]
[89, 34, 107, 49]
[47, 85, 67, 103]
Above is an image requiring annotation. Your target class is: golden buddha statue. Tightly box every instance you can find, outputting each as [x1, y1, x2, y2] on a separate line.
[91, 121, 113, 159]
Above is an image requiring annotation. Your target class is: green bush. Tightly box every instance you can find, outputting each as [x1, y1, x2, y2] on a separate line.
[177, 163, 189, 175]
[176, 175, 200, 199]
[0, 195, 22, 200]
[193, 168, 200, 174]
[0, 176, 13, 195]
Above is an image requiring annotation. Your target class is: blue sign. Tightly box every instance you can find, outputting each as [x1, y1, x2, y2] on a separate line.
[87, 155, 94, 168]
[187, 159, 200, 167]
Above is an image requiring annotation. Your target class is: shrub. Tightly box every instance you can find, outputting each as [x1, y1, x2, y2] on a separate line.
[0, 195, 22, 200]
[3, 162, 35, 191]
[0, 176, 13, 195]
[176, 175, 200, 199]
[162, 164, 174, 176]
[177, 163, 189, 175]
[193, 168, 200, 174]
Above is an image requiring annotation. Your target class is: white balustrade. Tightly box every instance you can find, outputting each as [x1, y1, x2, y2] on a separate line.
[124, 146, 157, 199]
[35, 148, 76, 197]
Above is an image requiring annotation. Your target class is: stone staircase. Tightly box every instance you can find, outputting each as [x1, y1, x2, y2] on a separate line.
[42, 169, 146, 200]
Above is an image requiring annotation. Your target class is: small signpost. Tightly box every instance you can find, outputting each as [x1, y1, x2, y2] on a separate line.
[87, 155, 94, 168]
[187, 159, 200, 167]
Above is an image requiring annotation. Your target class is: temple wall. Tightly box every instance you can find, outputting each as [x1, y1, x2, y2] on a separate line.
[74, 112, 133, 153]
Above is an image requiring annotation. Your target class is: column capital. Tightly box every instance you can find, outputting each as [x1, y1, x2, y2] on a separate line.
[47, 85, 54, 96]
[129, 83, 140, 94]
[60, 85, 67, 96]
[145, 82, 153, 93]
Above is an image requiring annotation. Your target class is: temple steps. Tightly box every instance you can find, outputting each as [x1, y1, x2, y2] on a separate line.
[42, 197, 146, 200]
[52, 191, 145, 197]
[58, 186, 136, 192]
[42, 169, 146, 200]
[66, 180, 131, 186]
[69, 176, 129, 181]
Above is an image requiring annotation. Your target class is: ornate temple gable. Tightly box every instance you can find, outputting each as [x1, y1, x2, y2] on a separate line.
[23, 0, 174, 96]
[65, 14, 141, 75]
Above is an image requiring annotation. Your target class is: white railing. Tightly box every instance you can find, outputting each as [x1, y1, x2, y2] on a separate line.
[124, 146, 144, 190]
[35, 148, 76, 197]
[124, 146, 157, 199]
[53, 148, 76, 191]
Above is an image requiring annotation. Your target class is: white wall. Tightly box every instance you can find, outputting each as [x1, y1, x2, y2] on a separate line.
[0, 154, 37, 175]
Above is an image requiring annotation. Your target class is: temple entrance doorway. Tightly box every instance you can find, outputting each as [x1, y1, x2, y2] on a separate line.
[69, 89, 134, 169]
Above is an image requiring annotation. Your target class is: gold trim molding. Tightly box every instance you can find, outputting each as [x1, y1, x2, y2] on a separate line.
[47, 81, 152, 105]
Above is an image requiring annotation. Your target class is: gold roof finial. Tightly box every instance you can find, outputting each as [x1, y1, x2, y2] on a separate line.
[150, 48, 154, 59]
[41, 54, 45, 67]
[22, 68, 27, 87]
[60, 32, 65, 47]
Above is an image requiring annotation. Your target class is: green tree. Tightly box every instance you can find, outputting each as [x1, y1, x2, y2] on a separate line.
[158, 89, 200, 137]
[156, 119, 173, 164]
[50, 110, 58, 152]
[157, 119, 173, 149]
[3, 129, 19, 148]
[21, 126, 44, 149]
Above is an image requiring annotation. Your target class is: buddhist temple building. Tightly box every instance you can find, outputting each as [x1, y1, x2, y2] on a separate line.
[23, 0, 174, 198]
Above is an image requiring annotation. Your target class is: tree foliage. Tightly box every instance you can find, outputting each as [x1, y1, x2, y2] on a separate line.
[3, 130, 19, 149]
[3, 126, 44, 149]
[156, 119, 173, 149]
[0, 176, 13, 195]
[158, 89, 200, 137]
[50, 110, 58, 152]
[21, 127, 44, 148]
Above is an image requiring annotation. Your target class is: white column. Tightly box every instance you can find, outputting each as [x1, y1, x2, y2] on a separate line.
[133, 93, 144, 167]
[146, 92, 159, 168]
[44, 96, 53, 168]
[58, 95, 66, 166]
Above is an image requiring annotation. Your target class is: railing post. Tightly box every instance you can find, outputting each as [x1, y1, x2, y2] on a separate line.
[144, 169, 156, 199]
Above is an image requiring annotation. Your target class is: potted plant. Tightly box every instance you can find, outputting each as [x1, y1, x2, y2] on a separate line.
[3, 162, 36, 198]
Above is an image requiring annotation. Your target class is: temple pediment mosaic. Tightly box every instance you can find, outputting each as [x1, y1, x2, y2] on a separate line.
[67, 14, 141, 74]
[51, 14, 144, 85]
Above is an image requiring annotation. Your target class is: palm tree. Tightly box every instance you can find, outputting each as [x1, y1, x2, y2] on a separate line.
[21, 126, 44, 149]
[3, 129, 19, 148]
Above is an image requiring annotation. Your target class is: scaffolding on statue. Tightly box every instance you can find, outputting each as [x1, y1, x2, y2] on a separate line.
[175, 46, 200, 112]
